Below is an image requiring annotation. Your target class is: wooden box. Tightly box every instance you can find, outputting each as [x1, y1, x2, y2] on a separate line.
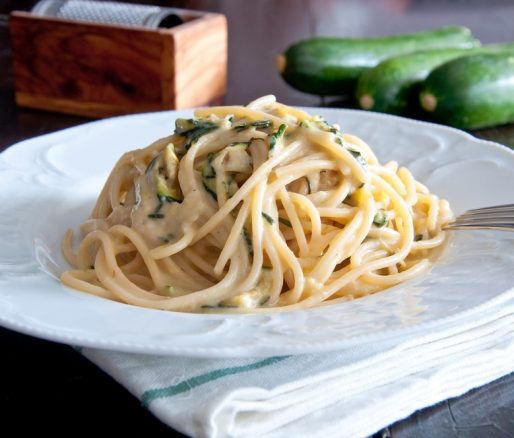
[9, 9, 227, 118]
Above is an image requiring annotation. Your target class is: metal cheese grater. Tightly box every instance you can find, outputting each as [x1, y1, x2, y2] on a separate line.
[32, 0, 184, 29]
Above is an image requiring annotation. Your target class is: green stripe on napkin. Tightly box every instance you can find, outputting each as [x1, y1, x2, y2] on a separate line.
[142, 355, 289, 407]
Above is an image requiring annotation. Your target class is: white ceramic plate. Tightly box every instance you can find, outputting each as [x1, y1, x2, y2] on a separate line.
[1, 108, 514, 358]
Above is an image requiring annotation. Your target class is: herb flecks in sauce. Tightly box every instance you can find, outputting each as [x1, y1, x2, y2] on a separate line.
[233, 119, 273, 132]
[242, 227, 253, 257]
[348, 148, 367, 167]
[202, 153, 218, 200]
[279, 217, 292, 227]
[174, 118, 219, 150]
[262, 212, 275, 224]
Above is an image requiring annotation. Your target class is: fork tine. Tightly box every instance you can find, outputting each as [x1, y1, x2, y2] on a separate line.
[465, 203, 514, 212]
[457, 205, 514, 222]
[459, 205, 514, 216]
[452, 212, 514, 223]
[458, 213, 514, 221]
[445, 203, 514, 231]
[456, 212, 514, 221]
[445, 223, 514, 231]
[450, 219, 514, 226]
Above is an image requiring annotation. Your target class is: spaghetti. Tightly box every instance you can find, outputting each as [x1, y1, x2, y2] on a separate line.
[61, 96, 453, 312]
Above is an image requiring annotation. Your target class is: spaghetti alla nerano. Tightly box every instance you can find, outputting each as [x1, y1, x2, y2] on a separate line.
[61, 96, 453, 313]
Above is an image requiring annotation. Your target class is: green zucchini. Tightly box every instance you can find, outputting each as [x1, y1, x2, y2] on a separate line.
[356, 43, 514, 115]
[356, 48, 473, 114]
[278, 26, 480, 96]
[419, 52, 514, 129]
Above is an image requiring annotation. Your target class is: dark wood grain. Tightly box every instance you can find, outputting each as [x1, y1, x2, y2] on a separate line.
[9, 10, 226, 117]
[2, 1, 514, 438]
[171, 12, 227, 108]
[10, 13, 165, 116]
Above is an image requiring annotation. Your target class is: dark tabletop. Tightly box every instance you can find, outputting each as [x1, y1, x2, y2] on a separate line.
[2, 1, 514, 436]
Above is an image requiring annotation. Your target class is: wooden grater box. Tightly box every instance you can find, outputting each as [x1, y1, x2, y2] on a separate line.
[9, 10, 227, 118]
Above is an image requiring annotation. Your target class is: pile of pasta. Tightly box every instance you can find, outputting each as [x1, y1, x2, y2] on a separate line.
[61, 95, 453, 312]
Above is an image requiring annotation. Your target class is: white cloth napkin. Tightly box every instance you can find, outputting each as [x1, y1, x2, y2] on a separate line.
[82, 289, 514, 438]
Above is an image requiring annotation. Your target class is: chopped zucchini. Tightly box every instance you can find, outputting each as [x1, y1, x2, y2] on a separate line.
[202, 148, 246, 200]
[262, 212, 274, 224]
[156, 175, 183, 203]
[220, 268, 273, 308]
[233, 119, 273, 132]
[251, 120, 273, 130]
[147, 143, 183, 203]
[202, 153, 216, 177]
[161, 144, 183, 201]
[347, 148, 367, 167]
[269, 124, 287, 150]
[175, 118, 219, 149]
[148, 198, 164, 219]
[148, 212, 164, 219]
[242, 227, 253, 257]
[174, 118, 197, 134]
[279, 217, 292, 227]
[373, 209, 388, 227]
[202, 153, 217, 200]
[164, 143, 179, 177]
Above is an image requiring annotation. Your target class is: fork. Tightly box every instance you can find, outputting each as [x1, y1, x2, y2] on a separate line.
[444, 204, 514, 231]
